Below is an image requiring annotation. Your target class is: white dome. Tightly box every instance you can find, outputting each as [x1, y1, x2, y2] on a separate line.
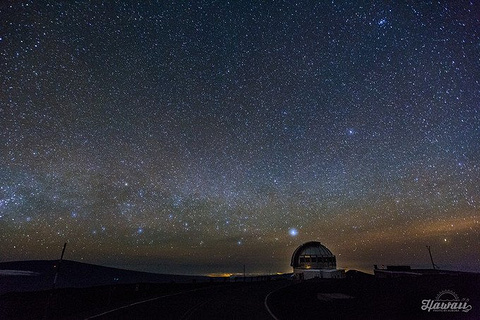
[291, 241, 336, 270]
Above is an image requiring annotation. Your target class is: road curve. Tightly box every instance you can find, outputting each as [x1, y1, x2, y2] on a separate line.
[82, 281, 290, 320]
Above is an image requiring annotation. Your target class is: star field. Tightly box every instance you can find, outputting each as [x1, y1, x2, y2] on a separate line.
[1, 1, 479, 275]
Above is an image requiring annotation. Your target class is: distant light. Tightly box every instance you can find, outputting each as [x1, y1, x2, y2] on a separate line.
[444, 238, 447, 242]
[289, 228, 299, 237]
[137, 228, 144, 234]
[346, 128, 356, 136]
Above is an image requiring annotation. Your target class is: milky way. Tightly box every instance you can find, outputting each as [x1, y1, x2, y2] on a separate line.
[1, 1, 479, 275]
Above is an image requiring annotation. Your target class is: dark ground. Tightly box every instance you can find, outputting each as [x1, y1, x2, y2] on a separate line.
[0, 281, 287, 320]
[268, 273, 480, 320]
[1, 261, 479, 319]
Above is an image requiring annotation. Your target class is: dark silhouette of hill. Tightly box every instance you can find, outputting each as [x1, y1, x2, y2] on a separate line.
[345, 269, 374, 280]
[0, 259, 209, 295]
[0, 260, 288, 320]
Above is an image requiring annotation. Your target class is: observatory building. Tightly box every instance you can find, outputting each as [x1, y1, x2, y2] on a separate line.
[291, 241, 345, 280]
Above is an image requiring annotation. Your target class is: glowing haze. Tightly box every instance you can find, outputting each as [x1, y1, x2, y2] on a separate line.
[1, 1, 479, 275]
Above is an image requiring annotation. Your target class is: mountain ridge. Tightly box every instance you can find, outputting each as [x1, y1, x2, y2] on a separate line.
[0, 259, 210, 295]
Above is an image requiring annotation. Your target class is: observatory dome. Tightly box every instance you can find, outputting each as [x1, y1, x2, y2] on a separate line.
[290, 241, 336, 269]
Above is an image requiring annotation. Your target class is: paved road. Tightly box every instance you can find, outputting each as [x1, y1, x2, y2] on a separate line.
[82, 281, 290, 320]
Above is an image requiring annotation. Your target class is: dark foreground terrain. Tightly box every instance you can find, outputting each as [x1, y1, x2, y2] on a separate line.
[1, 261, 479, 319]
[268, 272, 480, 320]
[1, 280, 289, 320]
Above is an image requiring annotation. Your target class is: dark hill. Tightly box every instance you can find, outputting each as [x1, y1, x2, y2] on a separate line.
[0, 259, 209, 295]
[345, 269, 374, 280]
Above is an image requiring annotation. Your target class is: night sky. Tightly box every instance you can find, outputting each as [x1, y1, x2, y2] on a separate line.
[1, 1, 479, 275]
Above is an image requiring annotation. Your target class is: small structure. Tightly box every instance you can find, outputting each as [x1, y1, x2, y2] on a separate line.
[373, 265, 470, 278]
[291, 241, 345, 280]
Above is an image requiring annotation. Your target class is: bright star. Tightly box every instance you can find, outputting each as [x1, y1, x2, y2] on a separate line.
[289, 228, 299, 237]
[347, 128, 356, 136]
